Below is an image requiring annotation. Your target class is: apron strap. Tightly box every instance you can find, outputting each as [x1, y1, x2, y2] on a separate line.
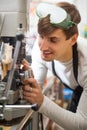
[52, 43, 83, 112]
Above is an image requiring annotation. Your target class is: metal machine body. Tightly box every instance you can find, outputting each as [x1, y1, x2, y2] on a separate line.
[0, 1, 39, 130]
[0, 24, 28, 121]
[0, 0, 30, 121]
[0, 0, 28, 37]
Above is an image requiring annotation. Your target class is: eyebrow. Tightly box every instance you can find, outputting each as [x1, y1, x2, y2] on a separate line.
[48, 36, 61, 40]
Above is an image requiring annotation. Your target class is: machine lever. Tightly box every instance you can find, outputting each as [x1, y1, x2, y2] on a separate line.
[0, 104, 38, 110]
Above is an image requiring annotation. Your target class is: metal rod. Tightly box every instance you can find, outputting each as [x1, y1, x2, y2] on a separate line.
[16, 109, 34, 130]
[4, 41, 21, 98]
[0, 104, 37, 109]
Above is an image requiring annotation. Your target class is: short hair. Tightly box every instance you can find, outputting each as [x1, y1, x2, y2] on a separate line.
[38, 2, 81, 40]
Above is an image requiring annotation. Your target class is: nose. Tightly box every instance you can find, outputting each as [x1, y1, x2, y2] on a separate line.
[39, 38, 49, 50]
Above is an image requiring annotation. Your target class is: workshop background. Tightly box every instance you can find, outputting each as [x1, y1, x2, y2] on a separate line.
[0, 0, 87, 130]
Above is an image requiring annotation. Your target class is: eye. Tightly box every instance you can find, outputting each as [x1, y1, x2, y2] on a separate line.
[50, 37, 59, 43]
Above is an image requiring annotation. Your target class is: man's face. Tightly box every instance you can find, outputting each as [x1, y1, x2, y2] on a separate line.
[38, 29, 74, 62]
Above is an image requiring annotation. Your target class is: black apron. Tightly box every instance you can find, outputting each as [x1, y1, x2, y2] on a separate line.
[52, 43, 83, 112]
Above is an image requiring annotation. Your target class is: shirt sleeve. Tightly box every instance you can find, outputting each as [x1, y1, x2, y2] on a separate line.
[39, 90, 87, 130]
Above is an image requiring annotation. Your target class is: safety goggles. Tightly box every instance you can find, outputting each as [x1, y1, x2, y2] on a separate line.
[36, 3, 77, 29]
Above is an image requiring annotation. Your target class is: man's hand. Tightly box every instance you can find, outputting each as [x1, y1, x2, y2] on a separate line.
[22, 59, 44, 108]
[23, 77, 44, 107]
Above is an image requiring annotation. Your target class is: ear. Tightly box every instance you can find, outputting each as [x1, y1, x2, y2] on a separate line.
[70, 34, 78, 46]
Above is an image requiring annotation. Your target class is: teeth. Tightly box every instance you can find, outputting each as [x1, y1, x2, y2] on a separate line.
[44, 51, 51, 54]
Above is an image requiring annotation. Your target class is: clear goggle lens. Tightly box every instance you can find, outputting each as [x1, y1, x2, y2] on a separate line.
[36, 3, 77, 29]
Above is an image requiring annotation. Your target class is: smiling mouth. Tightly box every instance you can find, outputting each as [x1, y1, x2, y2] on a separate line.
[42, 50, 52, 54]
[42, 51, 52, 56]
[41, 51, 53, 60]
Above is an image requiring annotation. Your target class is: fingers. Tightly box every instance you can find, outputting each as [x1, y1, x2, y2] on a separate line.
[23, 78, 39, 88]
[23, 84, 34, 92]
[22, 59, 29, 65]
[23, 85, 39, 104]
[22, 59, 30, 70]
[29, 87, 33, 92]
[23, 83, 39, 95]
[22, 79, 44, 106]
[23, 89, 35, 104]
[23, 95, 36, 104]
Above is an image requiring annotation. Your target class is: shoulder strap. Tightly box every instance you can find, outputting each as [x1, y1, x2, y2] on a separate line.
[52, 43, 83, 112]
[52, 61, 71, 88]
[52, 43, 78, 83]
[70, 43, 83, 112]
[72, 43, 78, 81]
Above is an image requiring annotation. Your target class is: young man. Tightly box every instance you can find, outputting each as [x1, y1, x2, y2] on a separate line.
[23, 2, 87, 130]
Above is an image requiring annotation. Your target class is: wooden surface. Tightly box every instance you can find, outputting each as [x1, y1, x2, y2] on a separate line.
[0, 125, 11, 130]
